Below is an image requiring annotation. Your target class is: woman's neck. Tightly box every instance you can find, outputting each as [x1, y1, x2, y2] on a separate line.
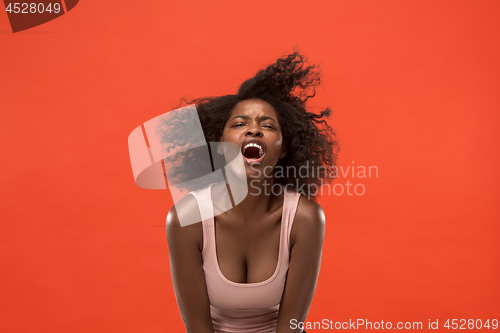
[222, 169, 280, 218]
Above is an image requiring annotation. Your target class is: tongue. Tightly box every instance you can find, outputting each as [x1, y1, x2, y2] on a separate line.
[243, 147, 261, 159]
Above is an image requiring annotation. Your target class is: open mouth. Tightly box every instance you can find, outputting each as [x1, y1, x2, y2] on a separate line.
[241, 141, 265, 165]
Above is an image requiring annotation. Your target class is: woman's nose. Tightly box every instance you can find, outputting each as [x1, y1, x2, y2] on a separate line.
[246, 125, 263, 137]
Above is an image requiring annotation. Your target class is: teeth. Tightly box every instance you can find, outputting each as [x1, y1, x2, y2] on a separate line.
[243, 143, 264, 157]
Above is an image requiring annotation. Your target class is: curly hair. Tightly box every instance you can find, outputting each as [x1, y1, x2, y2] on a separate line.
[158, 51, 340, 199]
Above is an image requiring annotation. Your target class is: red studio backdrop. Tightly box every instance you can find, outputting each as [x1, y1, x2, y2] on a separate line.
[1, 1, 499, 332]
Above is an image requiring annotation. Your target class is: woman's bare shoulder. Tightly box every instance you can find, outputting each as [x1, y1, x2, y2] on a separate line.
[290, 195, 326, 246]
[166, 193, 203, 251]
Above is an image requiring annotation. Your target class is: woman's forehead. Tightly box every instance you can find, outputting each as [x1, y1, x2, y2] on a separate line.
[229, 99, 278, 119]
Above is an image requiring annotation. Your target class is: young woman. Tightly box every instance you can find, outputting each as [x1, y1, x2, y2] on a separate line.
[165, 51, 339, 333]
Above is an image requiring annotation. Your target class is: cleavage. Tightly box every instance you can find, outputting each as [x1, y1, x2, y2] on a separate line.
[214, 216, 281, 284]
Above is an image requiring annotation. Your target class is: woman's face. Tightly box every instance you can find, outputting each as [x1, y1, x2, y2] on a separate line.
[220, 99, 286, 180]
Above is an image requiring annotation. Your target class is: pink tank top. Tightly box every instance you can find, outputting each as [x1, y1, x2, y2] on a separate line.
[189, 185, 301, 333]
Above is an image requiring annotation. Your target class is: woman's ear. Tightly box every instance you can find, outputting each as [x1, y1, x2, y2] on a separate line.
[279, 141, 287, 159]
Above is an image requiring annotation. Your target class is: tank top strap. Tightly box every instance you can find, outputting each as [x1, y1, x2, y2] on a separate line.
[282, 187, 301, 251]
[188, 186, 214, 256]
[189, 186, 214, 222]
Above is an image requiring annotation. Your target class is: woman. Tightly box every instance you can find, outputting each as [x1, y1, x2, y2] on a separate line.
[165, 51, 339, 333]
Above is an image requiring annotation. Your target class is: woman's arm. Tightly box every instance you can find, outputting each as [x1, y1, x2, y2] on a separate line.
[275, 196, 326, 333]
[166, 196, 215, 333]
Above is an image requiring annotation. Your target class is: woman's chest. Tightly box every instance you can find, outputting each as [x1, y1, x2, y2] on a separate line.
[213, 215, 283, 284]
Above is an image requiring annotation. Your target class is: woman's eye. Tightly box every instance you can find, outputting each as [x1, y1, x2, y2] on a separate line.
[263, 124, 275, 129]
[232, 123, 244, 127]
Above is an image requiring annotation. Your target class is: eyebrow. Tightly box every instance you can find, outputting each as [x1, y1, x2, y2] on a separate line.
[230, 115, 278, 124]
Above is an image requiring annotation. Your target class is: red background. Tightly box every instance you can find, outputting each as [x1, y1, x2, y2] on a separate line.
[1, 0, 499, 331]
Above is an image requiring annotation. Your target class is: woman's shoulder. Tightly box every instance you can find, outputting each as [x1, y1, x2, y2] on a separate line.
[166, 192, 204, 251]
[166, 193, 200, 225]
[166, 183, 215, 229]
[290, 194, 326, 246]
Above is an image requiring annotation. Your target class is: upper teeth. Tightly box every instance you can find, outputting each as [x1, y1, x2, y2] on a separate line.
[243, 143, 264, 157]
